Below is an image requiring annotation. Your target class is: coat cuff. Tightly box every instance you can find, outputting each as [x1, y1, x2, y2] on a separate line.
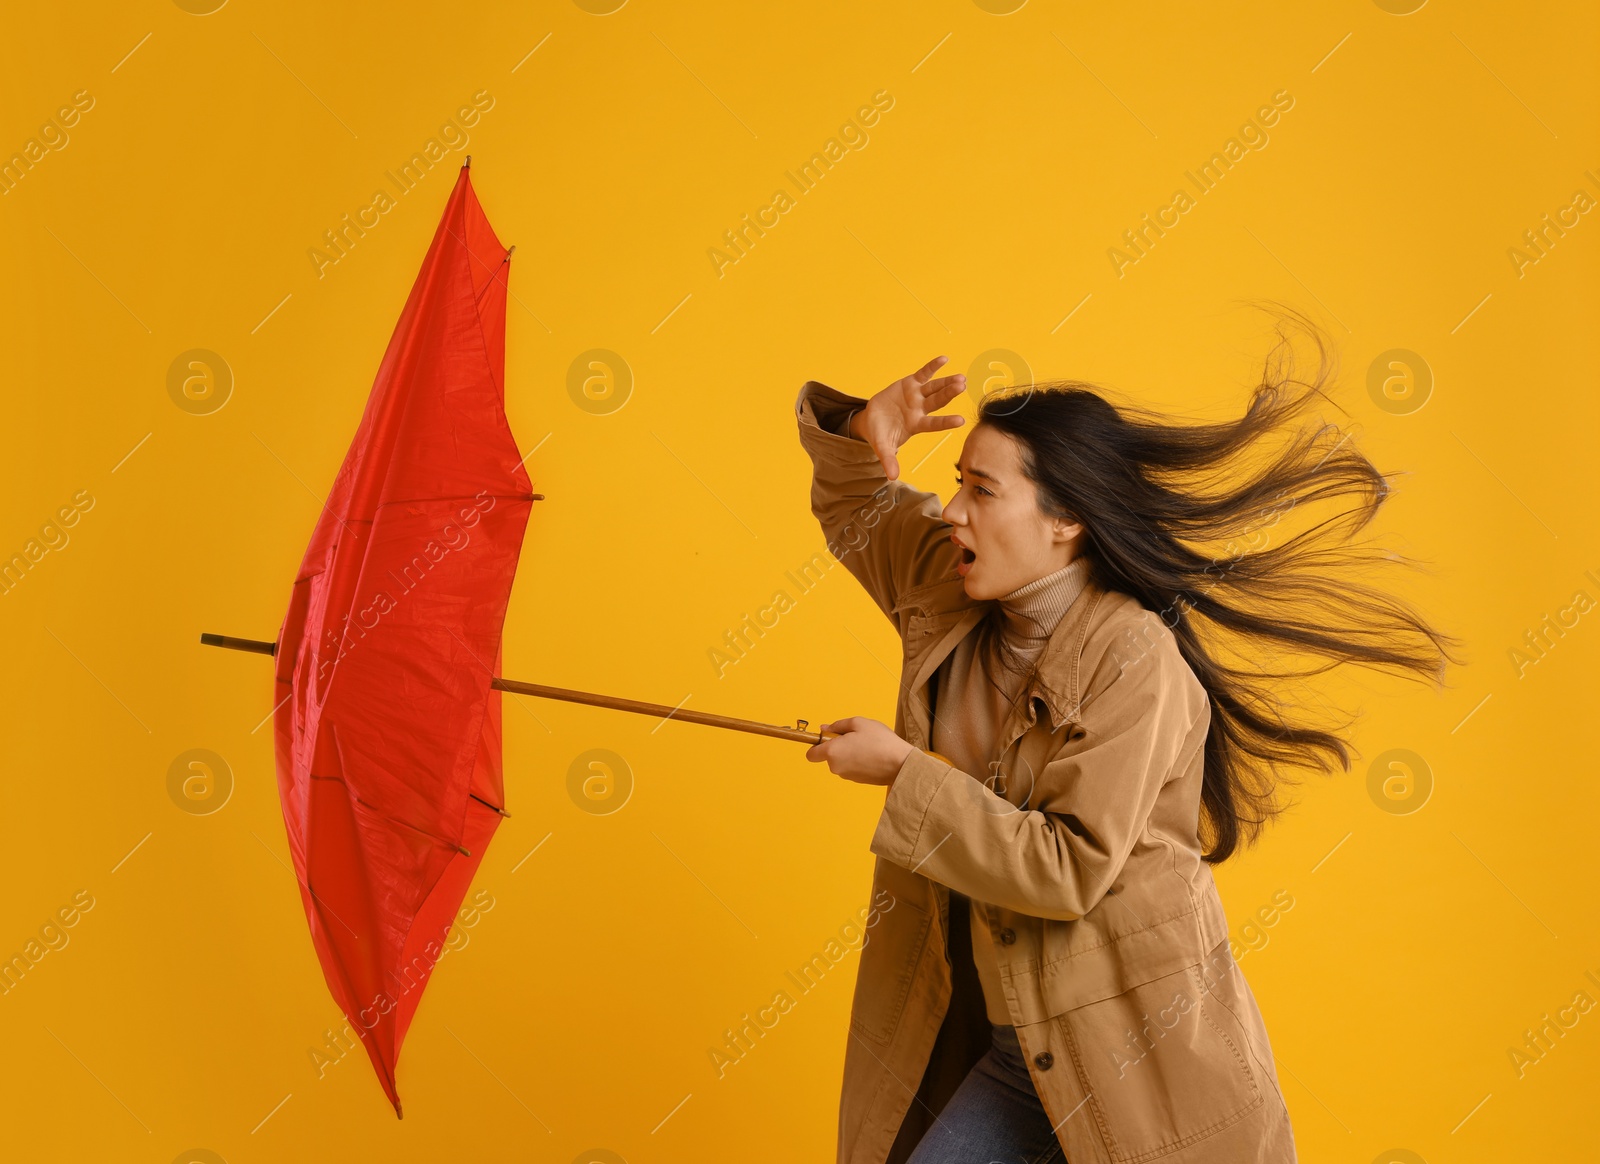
[869, 748, 953, 869]
[795, 381, 881, 462]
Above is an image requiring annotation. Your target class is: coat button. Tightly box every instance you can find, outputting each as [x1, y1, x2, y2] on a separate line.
[1034, 1051, 1054, 1070]
[998, 928, 1016, 945]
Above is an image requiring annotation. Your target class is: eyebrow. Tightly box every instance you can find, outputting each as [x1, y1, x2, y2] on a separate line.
[954, 460, 997, 481]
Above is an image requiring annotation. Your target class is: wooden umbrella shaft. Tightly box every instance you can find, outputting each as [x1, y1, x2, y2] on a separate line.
[199, 633, 831, 744]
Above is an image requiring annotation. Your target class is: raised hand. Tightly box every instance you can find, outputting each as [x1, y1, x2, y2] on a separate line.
[851, 355, 967, 481]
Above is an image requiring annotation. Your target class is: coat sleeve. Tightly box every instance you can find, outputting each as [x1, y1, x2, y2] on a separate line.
[868, 612, 1209, 921]
[794, 379, 961, 630]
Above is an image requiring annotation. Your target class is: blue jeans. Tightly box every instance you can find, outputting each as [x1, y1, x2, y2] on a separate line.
[905, 1024, 1065, 1164]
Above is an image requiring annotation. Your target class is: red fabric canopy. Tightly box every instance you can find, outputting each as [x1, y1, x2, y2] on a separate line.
[272, 162, 534, 1116]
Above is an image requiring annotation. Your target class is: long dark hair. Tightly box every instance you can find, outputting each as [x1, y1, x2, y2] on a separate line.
[972, 303, 1466, 863]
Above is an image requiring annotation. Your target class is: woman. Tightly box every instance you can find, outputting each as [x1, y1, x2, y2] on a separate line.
[796, 308, 1459, 1164]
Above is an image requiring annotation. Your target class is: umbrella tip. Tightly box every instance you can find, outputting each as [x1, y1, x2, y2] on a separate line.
[464, 155, 471, 169]
[393, 1100, 404, 1119]
[506, 245, 516, 259]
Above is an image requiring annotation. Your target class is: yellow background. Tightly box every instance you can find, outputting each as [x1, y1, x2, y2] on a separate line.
[2, 1, 1596, 1161]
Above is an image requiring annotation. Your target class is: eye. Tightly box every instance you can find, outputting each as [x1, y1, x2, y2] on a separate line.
[956, 475, 992, 498]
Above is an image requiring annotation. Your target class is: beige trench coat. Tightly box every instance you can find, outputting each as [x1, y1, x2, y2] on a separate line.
[796, 380, 1296, 1164]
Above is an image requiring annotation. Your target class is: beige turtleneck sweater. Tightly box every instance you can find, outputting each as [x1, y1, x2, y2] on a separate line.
[931, 557, 1090, 1025]
[823, 405, 1090, 1025]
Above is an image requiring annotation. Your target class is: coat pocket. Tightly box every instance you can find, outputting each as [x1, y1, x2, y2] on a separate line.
[847, 895, 932, 1047]
[1056, 960, 1263, 1163]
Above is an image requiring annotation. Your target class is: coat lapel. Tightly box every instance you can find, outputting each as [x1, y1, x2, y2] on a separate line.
[891, 576, 982, 751]
[892, 572, 1107, 752]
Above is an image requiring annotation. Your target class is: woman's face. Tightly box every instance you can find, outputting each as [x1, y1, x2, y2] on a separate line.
[942, 423, 1082, 601]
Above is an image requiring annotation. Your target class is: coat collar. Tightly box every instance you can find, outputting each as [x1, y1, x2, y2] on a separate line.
[893, 568, 1109, 737]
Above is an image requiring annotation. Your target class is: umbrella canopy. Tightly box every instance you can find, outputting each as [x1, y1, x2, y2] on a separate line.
[271, 161, 535, 1116]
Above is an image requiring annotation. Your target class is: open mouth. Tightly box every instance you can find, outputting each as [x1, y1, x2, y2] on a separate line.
[953, 537, 977, 576]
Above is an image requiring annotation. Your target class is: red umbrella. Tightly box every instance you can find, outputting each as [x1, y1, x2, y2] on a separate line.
[202, 160, 847, 1116]
[269, 159, 533, 1116]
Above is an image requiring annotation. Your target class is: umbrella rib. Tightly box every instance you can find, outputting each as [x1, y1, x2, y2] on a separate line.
[353, 793, 473, 856]
[473, 251, 514, 309]
[373, 492, 544, 508]
[438, 213, 513, 309]
[469, 792, 510, 817]
[327, 721, 473, 856]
